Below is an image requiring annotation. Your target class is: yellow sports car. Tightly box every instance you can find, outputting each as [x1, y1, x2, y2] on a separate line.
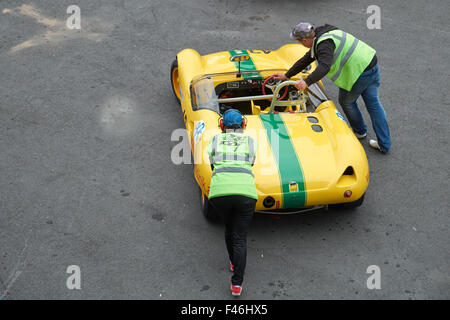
[171, 44, 369, 220]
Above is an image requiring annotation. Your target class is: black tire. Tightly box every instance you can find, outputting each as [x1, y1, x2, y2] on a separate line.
[331, 193, 365, 210]
[170, 58, 181, 105]
[199, 187, 220, 222]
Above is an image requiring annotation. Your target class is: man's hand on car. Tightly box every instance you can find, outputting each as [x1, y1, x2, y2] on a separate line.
[295, 80, 308, 91]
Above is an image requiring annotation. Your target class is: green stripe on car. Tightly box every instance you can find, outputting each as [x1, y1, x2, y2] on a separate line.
[260, 114, 306, 208]
[229, 50, 262, 80]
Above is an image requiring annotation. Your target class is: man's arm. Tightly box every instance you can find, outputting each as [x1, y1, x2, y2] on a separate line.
[303, 40, 334, 86]
[207, 135, 216, 170]
[247, 136, 257, 166]
[284, 50, 314, 78]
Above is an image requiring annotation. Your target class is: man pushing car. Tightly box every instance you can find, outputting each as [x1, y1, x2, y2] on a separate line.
[207, 109, 258, 296]
[272, 22, 391, 154]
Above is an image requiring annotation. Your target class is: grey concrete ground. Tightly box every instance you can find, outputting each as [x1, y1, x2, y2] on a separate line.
[0, 0, 449, 300]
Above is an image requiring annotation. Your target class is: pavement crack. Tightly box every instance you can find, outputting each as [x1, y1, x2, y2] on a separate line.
[0, 236, 30, 299]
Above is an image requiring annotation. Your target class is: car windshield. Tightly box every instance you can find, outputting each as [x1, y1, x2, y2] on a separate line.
[191, 70, 329, 115]
[192, 76, 220, 112]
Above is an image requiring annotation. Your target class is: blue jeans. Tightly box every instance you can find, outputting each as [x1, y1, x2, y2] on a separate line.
[338, 65, 391, 153]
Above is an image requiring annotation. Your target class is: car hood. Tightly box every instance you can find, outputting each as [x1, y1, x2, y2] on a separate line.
[248, 111, 362, 208]
[200, 46, 310, 76]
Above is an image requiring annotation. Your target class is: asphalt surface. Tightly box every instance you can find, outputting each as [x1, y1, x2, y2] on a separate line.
[0, 0, 449, 300]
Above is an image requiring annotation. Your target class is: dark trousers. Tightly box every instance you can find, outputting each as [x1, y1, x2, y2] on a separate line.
[210, 195, 257, 286]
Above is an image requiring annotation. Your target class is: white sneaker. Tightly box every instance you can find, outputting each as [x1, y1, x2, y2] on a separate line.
[354, 131, 367, 139]
[369, 139, 386, 153]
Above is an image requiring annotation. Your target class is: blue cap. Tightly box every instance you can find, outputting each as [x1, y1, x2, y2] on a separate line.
[223, 109, 243, 127]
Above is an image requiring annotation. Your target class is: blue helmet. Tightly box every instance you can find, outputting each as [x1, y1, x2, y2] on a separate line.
[223, 109, 244, 127]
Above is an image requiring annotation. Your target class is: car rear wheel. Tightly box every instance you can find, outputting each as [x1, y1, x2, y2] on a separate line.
[170, 58, 181, 105]
[199, 187, 220, 222]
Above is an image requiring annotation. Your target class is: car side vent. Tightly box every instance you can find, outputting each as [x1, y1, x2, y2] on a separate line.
[343, 166, 354, 176]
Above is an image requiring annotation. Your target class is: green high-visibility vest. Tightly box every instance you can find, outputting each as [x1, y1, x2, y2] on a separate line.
[207, 132, 258, 200]
[315, 29, 376, 91]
